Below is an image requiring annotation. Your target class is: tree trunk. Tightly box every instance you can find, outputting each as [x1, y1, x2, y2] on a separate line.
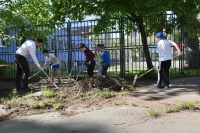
[183, 32, 200, 69]
[137, 16, 154, 69]
[127, 14, 153, 69]
[127, 13, 153, 69]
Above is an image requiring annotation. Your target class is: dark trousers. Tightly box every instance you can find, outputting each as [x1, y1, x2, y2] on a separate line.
[15, 54, 29, 90]
[157, 60, 171, 86]
[87, 61, 95, 77]
[102, 64, 110, 75]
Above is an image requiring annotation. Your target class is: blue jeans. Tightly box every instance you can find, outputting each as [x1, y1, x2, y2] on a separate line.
[97, 65, 102, 76]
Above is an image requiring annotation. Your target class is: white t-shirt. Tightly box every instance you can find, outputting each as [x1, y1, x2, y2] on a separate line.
[156, 39, 173, 61]
[45, 53, 60, 65]
[16, 40, 41, 67]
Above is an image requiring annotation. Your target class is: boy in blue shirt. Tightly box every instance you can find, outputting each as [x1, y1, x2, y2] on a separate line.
[98, 44, 110, 75]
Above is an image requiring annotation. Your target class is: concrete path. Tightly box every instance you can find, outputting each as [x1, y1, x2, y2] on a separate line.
[0, 106, 200, 133]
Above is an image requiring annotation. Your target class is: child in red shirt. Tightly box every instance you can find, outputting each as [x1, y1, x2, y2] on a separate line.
[79, 43, 95, 77]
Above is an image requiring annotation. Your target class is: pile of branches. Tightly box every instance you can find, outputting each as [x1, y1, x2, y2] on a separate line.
[74, 76, 135, 93]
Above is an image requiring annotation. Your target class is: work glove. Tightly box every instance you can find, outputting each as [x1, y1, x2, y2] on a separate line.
[84, 61, 91, 66]
[84, 61, 88, 66]
[38, 67, 43, 71]
[177, 52, 182, 56]
[88, 61, 91, 65]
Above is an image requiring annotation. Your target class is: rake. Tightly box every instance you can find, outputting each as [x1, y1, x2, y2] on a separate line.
[28, 65, 49, 80]
[132, 66, 157, 88]
[75, 61, 85, 81]
[132, 55, 181, 88]
[68, 62, 75, 78]
[41, 70, 59, 90]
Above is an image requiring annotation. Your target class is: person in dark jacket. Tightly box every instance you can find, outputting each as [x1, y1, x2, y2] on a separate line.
[79, 43, 95, 77]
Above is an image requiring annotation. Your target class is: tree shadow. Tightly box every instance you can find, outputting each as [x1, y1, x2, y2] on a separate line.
[0, 80, 41, 99]
[131, 77, 200, 100]
[0, 116, 110, 133]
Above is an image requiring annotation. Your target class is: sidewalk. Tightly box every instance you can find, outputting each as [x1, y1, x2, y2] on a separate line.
[0, 107, 200, 133]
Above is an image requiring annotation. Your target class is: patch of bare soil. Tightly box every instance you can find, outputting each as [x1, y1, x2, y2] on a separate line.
[0, 77, 135, 121]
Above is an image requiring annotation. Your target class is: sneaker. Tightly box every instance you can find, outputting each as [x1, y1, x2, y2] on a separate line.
[154, 84, 164, 88]
[163, 85, 170, 89]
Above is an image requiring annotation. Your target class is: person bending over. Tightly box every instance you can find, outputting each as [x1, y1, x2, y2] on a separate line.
[15, 38, 43, 91]
[42, 50, 61, 84]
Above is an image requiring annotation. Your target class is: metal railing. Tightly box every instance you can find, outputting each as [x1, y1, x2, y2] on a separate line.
[0, 15, 200, 79]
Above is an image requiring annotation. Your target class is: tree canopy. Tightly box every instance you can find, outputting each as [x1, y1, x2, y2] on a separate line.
[0, 0, 200, 68]
[1, 0, 199, 39]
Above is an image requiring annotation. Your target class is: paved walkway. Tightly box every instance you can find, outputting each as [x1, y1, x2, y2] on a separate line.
[0, 107, 200, 133]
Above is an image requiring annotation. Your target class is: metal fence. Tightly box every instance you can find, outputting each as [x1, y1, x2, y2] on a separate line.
[0, 15, 199, 79]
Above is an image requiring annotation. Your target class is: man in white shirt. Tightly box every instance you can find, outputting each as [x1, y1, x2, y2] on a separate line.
[155, 32, 182, 89]
[15, 38, 43, 91]
[42, 50, 61, 84]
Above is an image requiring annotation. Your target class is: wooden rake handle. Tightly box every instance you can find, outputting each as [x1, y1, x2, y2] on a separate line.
[137, 66, 157, 79]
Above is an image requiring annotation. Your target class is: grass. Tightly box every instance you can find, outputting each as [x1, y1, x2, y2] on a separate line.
[73, 91, 94, 100]
[164, 107, 174, 113]
[73, 94, 86, 99]
[164, 101, 197, 114]
[9, 90, 19, 100]
[185, 101, 196, 110]
[149, 108, 159, 117]
[0, 98, 6, 104]
[28, 101, 41, 109]
[96, 90, 116, 99]
[175, 102, 185, 112]
[41, 86, 55, 98]
[24, 91, 33, 98]
[53, 102, 62, 110]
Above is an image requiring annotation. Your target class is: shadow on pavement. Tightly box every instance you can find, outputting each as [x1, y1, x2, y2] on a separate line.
[0, 80, 41, 99]
[0, 117, 110, 133]
[131, 77, 200, 100]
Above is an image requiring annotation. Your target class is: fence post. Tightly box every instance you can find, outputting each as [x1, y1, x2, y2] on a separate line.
[67, 21, 72, 74]
[54, 36, 57, 57]
[119, 17, 125, 78]
[180, 21, 184, 75]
